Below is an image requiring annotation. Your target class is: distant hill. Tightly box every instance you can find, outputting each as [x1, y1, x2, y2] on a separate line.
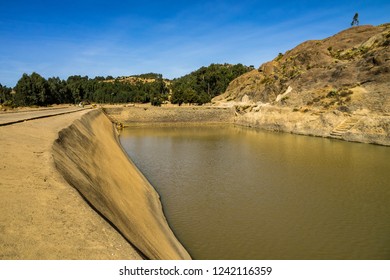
[104, 73, 171, 86]
[214, 23, 390, 114]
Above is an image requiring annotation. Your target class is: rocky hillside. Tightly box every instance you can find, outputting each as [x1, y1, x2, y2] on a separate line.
[212, 24, 390, 146]
[214, 24, 390, 114]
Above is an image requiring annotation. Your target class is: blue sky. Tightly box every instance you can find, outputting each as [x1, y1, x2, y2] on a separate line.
[0, 0, 389, 87]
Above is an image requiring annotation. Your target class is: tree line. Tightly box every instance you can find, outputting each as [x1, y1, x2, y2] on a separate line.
[0, 63, 253, 107]
[1, 72, 169, 107]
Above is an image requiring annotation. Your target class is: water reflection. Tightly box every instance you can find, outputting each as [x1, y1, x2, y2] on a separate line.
[120, 124, 390, 260]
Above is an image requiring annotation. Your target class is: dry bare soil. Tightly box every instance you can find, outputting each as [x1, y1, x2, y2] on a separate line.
[0, 110, 142, 259]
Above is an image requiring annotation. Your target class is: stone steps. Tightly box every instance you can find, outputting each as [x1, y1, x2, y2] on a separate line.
[330, 117, 361, 138]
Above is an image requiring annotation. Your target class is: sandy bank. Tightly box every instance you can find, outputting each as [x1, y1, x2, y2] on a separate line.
[52, 109, 191, 260]
[0, 110, 142, 259]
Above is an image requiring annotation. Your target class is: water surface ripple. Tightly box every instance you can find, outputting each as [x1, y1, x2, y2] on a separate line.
[120, 124, 390, 260]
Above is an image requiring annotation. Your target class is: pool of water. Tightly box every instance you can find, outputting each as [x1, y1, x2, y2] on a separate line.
[120, 124, 390, 259]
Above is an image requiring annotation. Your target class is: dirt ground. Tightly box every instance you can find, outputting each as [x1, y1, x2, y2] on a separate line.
[0, 110, 142, 259]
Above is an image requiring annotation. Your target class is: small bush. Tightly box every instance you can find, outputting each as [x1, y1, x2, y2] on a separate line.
[313, 97, 321, 103]
[339, 89, 353, 97]
[260, 76, 273, 85]
[2, 100, 15, 108]
[275, 53, 284, 61]
[337, 106, 350, 112]
[327, 90, 338, 97]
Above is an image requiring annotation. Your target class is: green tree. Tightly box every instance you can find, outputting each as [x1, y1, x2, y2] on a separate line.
[66, 75, 89, 103]
[14, 72, 52, 106]
[47, 77, 73, 104]
[0, 83, 12, 104]
[351, 13, 359, 26]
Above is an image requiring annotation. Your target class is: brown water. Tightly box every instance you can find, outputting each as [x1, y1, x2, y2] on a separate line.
[120, 124, 390, 260]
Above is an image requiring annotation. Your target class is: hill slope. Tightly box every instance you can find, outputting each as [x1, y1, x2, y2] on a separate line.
[215, 24, 390, 113]
[213, 24, 390, 145]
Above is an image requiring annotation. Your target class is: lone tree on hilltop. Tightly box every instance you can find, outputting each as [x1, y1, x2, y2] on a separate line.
[351, 13, 359, 26]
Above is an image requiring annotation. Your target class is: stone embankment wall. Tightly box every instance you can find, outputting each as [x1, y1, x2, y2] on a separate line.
[103, 105, 235, 124]
[52, 109, 191, 260]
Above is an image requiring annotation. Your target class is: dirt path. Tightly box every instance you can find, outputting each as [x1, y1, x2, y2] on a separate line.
[0, 106, 88, 126]
[0, 110, 142, 259]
